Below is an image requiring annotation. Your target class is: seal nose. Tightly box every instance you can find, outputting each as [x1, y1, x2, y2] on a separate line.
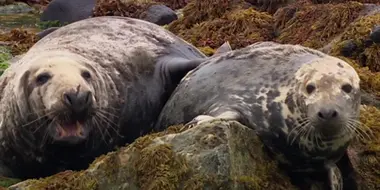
[63, 91, 93, 113]
[317, 108, 338, 120]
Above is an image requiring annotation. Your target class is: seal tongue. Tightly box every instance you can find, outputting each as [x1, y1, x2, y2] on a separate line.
[58, 121, 84, 137]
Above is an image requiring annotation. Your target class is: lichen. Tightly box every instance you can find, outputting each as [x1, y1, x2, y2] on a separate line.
[274, 1, 364, 49]
[170, 7, 275, 50]
[330, 13, 380, 72]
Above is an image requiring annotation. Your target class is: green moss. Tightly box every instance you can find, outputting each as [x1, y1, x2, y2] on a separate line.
[170, 7, 275, 50]
[198, 46, 216, 56]
[0, 176, 22, 188]
[274, 1, 364, 49]
[330, 13, 380, 72]
[36, 20, 67, 30]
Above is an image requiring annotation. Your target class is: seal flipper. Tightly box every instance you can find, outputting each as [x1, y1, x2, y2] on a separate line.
[335, 151, 358, 190]
[212, 41, 232, 56]
[164, 57, 205, 87]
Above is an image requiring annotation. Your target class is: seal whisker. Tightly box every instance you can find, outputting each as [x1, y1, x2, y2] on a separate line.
[21, 110, 56, 129]
[346, 120, 372, 142]
[95, 111, 122, 137]
[92, 115, 109, 145]
[288, 118, 310, 145]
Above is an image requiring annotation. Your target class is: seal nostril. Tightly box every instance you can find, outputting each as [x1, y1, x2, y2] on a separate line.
[84, 91, 92, 105]
[318, 112, 324, 119]
[332, 110, 338, 118]
[63, 93, 72, 106]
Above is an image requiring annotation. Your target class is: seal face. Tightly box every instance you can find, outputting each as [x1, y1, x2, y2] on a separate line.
[0, 16, 207, 179]
[154, 41, 363, 189]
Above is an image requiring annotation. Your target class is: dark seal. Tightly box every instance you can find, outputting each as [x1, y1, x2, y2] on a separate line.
[0, 16, 209, 179]
[154, 42, 364, 190]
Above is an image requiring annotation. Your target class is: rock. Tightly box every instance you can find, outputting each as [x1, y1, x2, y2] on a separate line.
[369, 25, 380, 44]
[40, 0, 96, 25]
[142, 4, 177, 26]
[8, 120, 297, 190]
[0, 2, 35, 14]
[340, 40, 357, 57]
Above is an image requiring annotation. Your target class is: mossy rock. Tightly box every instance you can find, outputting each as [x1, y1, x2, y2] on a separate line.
[348, 105, 380, 189]
[274, 1, 365, 49]
[8, 120, 297, 190]
[169, 7, 275, 52]
[330, 13, 380, 72]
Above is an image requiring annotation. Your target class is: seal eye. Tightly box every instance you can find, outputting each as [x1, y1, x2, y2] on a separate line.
[36, 72, 51, 85]
[81, 71, 91, 80]
[342, 84, 353, 93]
[306, 83, 316, 94]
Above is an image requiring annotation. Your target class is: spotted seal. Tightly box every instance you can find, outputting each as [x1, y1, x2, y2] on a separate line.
[154, 41, 365, 189]
[0, 16, 210, 179]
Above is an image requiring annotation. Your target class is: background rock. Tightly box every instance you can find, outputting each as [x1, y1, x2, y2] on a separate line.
[142, 4, 178, 25]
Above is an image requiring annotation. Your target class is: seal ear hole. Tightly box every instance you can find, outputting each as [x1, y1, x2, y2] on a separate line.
[306, 83, 316, 94]
[81, 70, 91, 80]
[341, 84, 353, 93]
[36, 72, 51, 85]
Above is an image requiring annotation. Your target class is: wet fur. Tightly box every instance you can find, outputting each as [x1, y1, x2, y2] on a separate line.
[154, 41, 362, 189]
[0, 16, 206, 179]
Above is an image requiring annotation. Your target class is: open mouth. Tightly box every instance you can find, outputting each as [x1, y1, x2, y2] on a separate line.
[56, 121, 85, 138]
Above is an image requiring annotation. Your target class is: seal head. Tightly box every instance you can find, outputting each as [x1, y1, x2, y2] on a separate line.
[21, 56, 97, 144]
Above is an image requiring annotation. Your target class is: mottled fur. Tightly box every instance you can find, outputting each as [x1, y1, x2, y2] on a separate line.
[0, 16, 206, 179]
[155, 41, 362, 190]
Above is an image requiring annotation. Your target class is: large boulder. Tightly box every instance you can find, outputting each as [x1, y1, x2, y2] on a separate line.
[7, 120, 297, 190]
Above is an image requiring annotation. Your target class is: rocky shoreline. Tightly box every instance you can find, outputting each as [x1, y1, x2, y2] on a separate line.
[0, 0, 380, 189]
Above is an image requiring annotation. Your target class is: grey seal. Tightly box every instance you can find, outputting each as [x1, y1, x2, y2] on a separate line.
[0, 16, 208, 179]
[154, 41, 365, 190]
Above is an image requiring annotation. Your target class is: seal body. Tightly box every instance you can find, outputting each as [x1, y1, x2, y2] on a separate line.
[155, 42, 362, 189]
[0, 16, 207, 179]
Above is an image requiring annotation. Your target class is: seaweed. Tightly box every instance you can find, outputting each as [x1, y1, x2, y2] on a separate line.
[170, 7, 275, 52]
[330, 13, 380, 72]
[348, 106, 380, 189]
[274, 1, 364, 49]
[168, 0, 250, 33]
[93, 0, 158, 18]
[0, 29, 39, 55]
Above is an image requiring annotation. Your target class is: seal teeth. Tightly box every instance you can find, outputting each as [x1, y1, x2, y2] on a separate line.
[57, 125, 66, 137]
[76, 121, 84, 136]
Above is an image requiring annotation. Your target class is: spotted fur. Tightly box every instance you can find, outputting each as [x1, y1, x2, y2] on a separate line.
[155, 41, 362, 189]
